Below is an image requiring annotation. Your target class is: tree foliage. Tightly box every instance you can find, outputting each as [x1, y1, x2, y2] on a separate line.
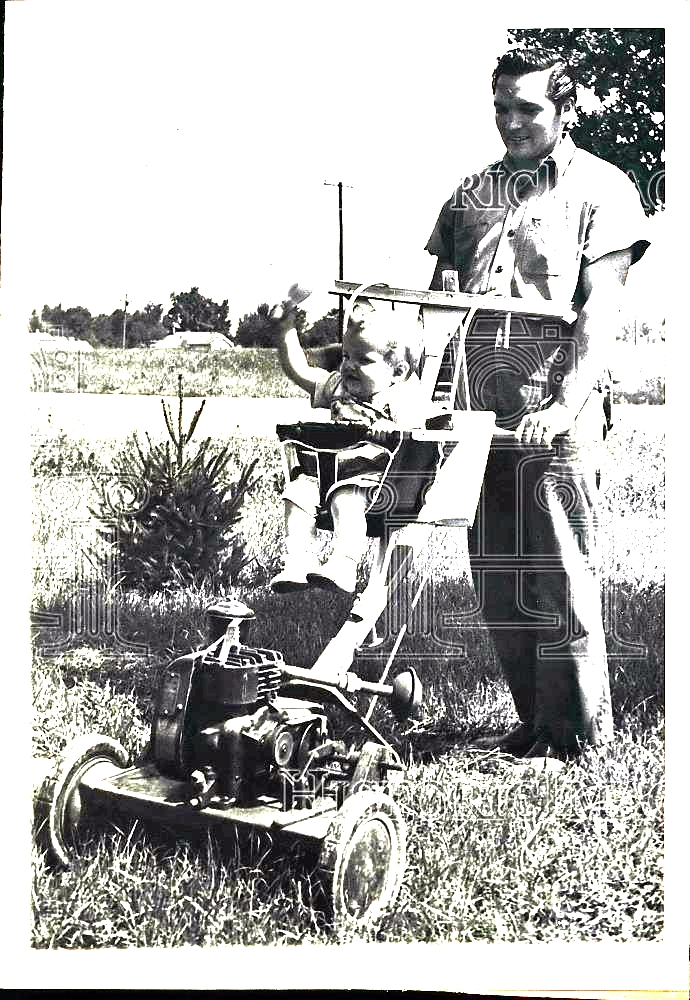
[38, 301, 165, 346]
[302, 307, 340, 348]
[126, 303, 166, 347]
[91, 305, 165, 347]
[235, 301, 307, 348]
[41, 303, 94, 339]
[164, 287, 231, 334]
[507, 28, 664, 213]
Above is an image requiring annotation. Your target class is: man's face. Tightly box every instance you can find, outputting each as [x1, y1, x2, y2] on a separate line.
[494, 67, 568, 169]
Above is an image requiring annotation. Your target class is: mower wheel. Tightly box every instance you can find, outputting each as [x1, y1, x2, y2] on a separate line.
[34, 733, 129, 866]
[317, 789, 406, 932]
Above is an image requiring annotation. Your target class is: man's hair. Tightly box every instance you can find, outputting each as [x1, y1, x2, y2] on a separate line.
[492, 47, 577, 110]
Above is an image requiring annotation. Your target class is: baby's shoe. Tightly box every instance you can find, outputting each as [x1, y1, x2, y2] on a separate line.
[270, 558, 312, 593]
[307, 553, 358, 594]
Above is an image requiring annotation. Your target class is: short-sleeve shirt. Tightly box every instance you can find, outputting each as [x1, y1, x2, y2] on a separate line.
[425, 134, 650, 304]
[425, 135, 651, 428]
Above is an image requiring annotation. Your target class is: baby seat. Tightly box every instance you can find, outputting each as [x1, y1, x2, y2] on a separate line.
[276, 281, 577, 684]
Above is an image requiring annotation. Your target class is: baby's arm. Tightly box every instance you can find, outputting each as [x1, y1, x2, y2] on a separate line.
[273, 285, 327, 397]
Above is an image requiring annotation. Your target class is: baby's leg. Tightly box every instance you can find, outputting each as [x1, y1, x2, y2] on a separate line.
[283, 498, 316, 557]
[270, 478, 320, 593]
[330, 486, 369, 561]
[306, 486, 368, 594]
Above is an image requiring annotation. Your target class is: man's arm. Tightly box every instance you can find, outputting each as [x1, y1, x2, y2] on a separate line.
[515, 248, 633, 447]
[428, 256, 454, 292]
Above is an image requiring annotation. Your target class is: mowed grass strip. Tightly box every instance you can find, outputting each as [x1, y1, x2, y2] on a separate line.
[30, 410, 664, 946]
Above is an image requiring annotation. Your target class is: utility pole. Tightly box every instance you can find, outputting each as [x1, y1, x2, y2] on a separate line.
[324, 180, 352, 338]
[122, 294, 129, 349]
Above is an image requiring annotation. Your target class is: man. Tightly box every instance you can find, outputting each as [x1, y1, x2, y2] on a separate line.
[425, 46, 650, 759]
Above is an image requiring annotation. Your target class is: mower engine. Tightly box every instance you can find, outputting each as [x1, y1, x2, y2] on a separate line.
[150, 599, 406, 812]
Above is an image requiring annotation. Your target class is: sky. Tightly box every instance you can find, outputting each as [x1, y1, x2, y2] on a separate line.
[3, 2, 667, 333]
[3, 2, 507, 328]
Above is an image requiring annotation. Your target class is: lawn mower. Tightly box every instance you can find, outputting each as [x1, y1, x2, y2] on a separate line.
[33, 596, 421, 931]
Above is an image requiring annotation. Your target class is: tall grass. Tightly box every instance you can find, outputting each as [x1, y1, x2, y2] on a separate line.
[31, 346, 302, 397]
[30, 409, 664, 946]
[31, 341, 664, 403]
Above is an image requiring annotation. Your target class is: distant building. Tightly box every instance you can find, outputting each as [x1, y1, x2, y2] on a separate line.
[28, 333, 94, 353]
[150, 331, 232, 351]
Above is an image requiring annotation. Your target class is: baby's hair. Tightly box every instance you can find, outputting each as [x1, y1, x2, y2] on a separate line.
[347, 299, 423, 375]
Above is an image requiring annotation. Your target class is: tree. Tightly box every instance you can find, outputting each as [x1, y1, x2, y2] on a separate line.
[507, 29, 664, 213]
[302, 307, 340, 348]
[163, 287, 231, 334]
[235, 301, 307, 348]
[63, 306, 92, 339]
[90, 313, 116, 346]
[125, 303, 166, 347]
[40, 303, 93, 338]
[41, 304, 65, 334]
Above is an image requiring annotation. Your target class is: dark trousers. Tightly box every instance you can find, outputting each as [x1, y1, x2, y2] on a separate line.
[467, 420, 613, 752]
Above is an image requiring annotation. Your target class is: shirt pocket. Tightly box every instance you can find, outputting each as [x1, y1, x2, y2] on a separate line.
[519, 216, 569, 277]
[454, 213, 501, 268]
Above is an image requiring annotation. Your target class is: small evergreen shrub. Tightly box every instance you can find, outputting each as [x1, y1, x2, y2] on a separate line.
[90, 377, 258, 593]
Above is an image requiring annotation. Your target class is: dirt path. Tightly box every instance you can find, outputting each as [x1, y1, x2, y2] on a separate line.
[30, 392, 320, 441]
[30, 392, 664, 442]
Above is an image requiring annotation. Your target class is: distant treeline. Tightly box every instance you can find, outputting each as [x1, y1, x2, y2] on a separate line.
[30, 287, 340, 350]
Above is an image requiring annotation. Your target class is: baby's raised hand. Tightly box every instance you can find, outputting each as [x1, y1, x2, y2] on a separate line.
[286, 283, 312, 308]
[271, 284, 312, 324]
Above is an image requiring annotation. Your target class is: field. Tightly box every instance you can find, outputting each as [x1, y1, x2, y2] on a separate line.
[29, 388, 665, 948]
[30, 340, 665, 404]
[31, 345, 302, 398]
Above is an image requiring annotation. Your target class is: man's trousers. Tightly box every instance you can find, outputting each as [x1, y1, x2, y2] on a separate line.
[467, 423, 613, 753]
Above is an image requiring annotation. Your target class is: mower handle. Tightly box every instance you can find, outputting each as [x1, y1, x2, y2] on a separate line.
[280, 662, 422, 722]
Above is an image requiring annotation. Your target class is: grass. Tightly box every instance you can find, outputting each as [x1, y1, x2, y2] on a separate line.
[29, 407, 664, 947]
[30, 346, 303, 397]
[31, 727, 662, 947]
[30, 340, 664, 403]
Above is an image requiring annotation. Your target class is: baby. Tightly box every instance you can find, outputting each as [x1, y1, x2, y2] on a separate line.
[270, 284, 435, 595]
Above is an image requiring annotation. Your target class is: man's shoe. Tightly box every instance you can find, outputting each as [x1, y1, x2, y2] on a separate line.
[307, 554, 358, 594]
[470, 722, 536, 757]
[523, 738, 576, 763]
[517, 739, 569, 771]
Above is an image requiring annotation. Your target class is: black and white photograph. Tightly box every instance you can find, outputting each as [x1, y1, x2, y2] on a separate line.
[4, 1, 684, 993]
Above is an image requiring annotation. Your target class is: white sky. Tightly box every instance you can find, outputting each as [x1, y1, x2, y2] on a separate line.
[3, 2, 507, 328]
[2, 2, 666, 331]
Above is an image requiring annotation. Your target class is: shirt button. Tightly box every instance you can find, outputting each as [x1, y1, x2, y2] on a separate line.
[495, 265, 503, 273]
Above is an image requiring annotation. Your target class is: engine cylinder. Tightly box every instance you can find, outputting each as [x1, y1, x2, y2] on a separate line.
[200, 662, 259, 707]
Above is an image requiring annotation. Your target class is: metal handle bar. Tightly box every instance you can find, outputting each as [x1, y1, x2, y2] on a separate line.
[330, 280, 577, 325]
[281, 662, 394, 698]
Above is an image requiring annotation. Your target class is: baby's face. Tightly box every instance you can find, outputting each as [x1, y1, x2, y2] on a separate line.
[340, 321, 404, 401]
